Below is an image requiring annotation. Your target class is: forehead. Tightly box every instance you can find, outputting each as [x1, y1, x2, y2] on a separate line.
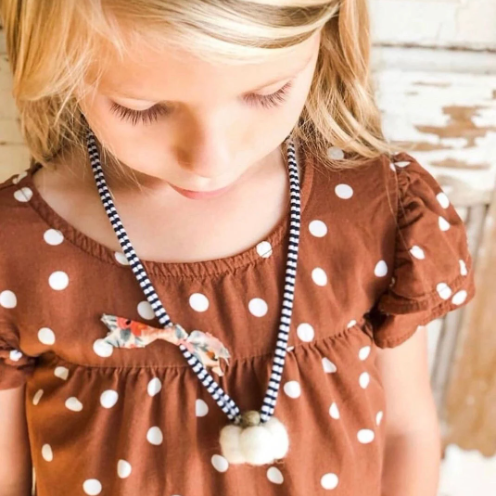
[96, 32, 320, 103]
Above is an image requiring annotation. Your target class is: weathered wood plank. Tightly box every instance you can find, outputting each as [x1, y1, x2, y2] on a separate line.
[432, 204, 487, 418]
[443, 188, 496, 456]
[371, 0, 496, 51]
[373, 47, 496, 195]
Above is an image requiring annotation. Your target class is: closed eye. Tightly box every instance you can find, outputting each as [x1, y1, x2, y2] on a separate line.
[243, 80, 294, 109]
[109, 80, 294, 126]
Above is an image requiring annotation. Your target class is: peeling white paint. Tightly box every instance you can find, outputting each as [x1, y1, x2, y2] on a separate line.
[371, 0, 496, 51]
[374, 54, 496, 192]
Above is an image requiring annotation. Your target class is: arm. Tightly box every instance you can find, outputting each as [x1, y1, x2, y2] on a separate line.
[376, 326, 441, 496]
[0, 385, 33, 496]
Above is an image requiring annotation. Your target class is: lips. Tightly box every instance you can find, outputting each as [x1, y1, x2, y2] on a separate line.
[169, 183, 232, 200]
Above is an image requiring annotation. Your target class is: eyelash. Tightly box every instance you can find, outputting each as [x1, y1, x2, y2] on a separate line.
[109, 80, 294, 126]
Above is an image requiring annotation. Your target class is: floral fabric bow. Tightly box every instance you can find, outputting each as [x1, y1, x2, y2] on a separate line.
[100, 314, 231, 376]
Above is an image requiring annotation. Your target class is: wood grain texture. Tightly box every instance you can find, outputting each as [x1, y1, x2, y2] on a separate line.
[373, 47, 496, 196]
[373, 46, 495, 456]
[371, 0, 496, 51]
[443, 188, 496, 456]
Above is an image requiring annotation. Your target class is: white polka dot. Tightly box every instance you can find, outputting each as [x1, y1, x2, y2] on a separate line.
[410, 245, 425, 260]
[0, 290, 17, 308]
[83, 479, 102, 495]
[309, 220, 328, 237]
[389, 162, 396, 172]
[359, 372, 370, 389]
[117, 460, 132, 479]
[376, 411, 383, 425]
[43, 229, 64, 246]
[48, 271, 69, 290]
[14, 187, 33, 202]
[12, 171, 28, 184]
[211, 454, 229, 473]
[358, 346, 371, 361]
[287, 345, 295, 352]
[437, 192, 450, 209]
[283, 380, 301, 398]
[374, 260, 388, 277]
[322, 357, 337, 373]
[93, 338, 114, 358]
[196, 399, 209, 417]
[9, 349, 22, 361]
[460, 260, 468, 276]
[100, 390, 119, 408]
[256, 241, 273, 258]
[393, 161, 410, 168]
[321, 473, 339, 490]
[312, 267, 328, 286]
[297, 323, 315, 342]
[439, 216, 451, 232]
[357, 429, 375, 444]
[147, 377, 162, 397]
[54, 366, 69, 381]
[114, 252, 129, 265]
[452, 290, 467, 305]
[65, 397, 83, 412]
[137, 301, 155, 320]
[41, 444, 53, 462]
[189, 293, 209, 312]
[147, 426, 163, 445]
[38, 327, 55, 345]
[335, 184, 353, 199]
[347, 320, 357, 328]
[267, 466, 284, 484]
[248, 298, 268, 317]
[329, 402, 340, 419]
[33, 389, 44, 405]
[327, 146, 345, 160]
[437, 282, 452, 300]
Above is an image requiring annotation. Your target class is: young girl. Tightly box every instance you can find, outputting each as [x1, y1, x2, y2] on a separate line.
[0, 1, 476, 495]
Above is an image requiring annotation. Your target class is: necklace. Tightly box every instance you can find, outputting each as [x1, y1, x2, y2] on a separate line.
[86, 127, 302, 466]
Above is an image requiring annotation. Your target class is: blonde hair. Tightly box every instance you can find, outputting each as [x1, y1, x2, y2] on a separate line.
[1, 0, 400, 171]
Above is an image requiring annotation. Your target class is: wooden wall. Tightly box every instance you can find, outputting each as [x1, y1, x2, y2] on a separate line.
[370, 0, 496, 456]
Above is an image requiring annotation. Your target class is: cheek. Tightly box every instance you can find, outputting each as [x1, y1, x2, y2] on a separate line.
[79, 95, 173, 174]
[248, 84, 309, 151]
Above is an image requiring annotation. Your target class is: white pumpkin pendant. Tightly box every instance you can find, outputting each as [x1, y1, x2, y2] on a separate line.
[219, 410, 289, 466]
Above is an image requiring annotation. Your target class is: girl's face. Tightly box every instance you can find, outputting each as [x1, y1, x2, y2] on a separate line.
[78, 30, 321, 198]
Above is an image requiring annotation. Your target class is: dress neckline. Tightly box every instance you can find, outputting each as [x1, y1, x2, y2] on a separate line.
[21, 144, 315, 279]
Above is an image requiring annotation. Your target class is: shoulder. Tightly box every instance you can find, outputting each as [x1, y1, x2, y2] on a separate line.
[0, 166, 36, 234]
[0, 165, 48, 274]
[0, 167, 31, 205]
[303, 149, 395, 227]
[305, 148, 447, 222]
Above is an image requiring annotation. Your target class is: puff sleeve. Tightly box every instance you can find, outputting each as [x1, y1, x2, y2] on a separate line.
[0, 319, 36, 389]
[369, 152, 476, 348]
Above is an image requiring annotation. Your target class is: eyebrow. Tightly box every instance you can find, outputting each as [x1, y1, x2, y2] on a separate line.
[109, 54, 314, 103]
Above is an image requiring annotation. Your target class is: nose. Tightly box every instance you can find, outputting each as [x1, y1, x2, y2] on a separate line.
[176, 112, 234, 179]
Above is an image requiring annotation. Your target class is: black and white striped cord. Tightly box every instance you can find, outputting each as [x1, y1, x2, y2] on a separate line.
[86, 128, 301, 425]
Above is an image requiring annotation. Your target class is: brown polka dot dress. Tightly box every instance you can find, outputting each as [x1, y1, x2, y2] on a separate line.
[0, 150, 476, 495]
